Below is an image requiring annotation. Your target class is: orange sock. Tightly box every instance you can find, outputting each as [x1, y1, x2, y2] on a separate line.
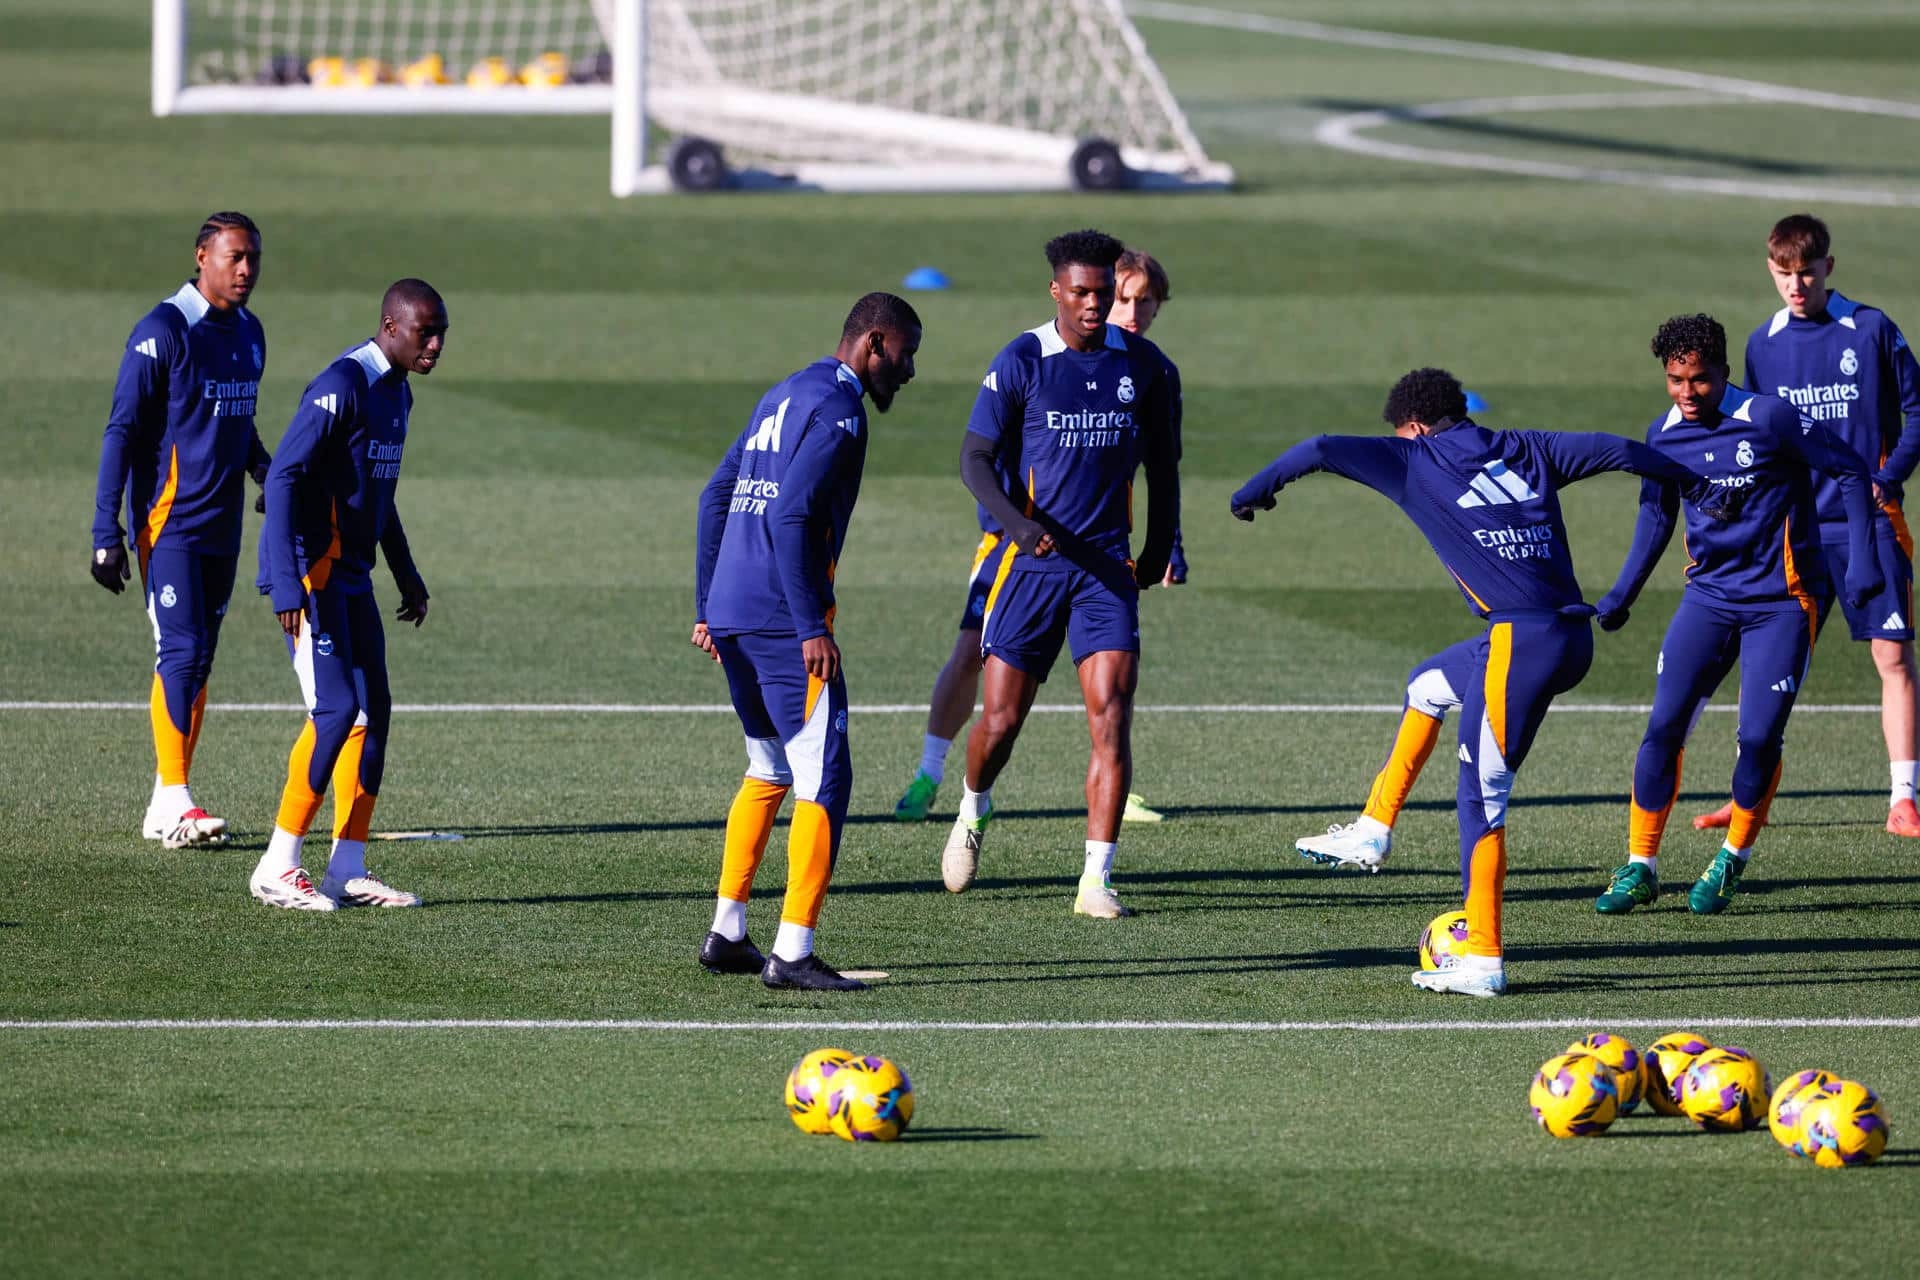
[720, 777, 789, 903]
[149, 674, 190, 787]
[183, 685, 208, 775]
[1465, 828, 1507, 957]
[274, 720, 325, 836]
[780, 800, 836, 928]
[1728, 762, 1781, 850]
[331, 726, 376, 841]
[1362, 708, 1442, 827]
[1629, 750, 1684, 859]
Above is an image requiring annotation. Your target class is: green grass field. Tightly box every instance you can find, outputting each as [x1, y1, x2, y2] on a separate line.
[5, 0, 1920, 1274]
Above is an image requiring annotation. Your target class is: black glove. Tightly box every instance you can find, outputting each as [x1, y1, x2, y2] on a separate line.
[1230, 492, 1274, 522]
[90, 543, 131, 594]
[1595, 601, 1631, 632]
[250, 460, 270, 514]
[1874, 469, 1904, 505]
[1846, 567, 1882, 613]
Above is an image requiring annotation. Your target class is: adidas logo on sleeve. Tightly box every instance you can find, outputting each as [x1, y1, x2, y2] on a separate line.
[312, 393, 339, 415]
[135, 338, 159, 358]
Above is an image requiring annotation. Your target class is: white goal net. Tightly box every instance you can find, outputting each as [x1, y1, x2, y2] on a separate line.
[155, 0, 1232, 193]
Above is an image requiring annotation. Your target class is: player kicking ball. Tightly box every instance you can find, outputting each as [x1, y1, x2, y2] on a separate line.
[893, 245, 1185, 827]
[90, 213, 273, 849]
[250, 280, 446, 911]
[939, 230, 1179, 919]
[1691, 214, 1920, 839]
[1233, 368, 1733, 996]
[1593, 314, 1880, 917]
[692, 293, 922, 991]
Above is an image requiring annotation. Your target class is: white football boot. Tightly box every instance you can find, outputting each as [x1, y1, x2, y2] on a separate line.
[1410, 964, 1507, 998]
[318, 872, 422, 909]
[941, 805, 991, 893]
[157, 806, 230, 850]
[1073, 875, 1131, 919]
[1295, 820, 1390, 872]
[249, 867, 337, 912]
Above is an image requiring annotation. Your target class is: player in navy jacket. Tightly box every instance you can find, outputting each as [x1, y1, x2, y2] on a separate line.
[937, 230, 1180, 921]
[1593, 313, 1879, 917]
[1690, 215, 1920, 837]
[691, 292, 922, 992]
[1231, 367, 1731, 996]
[89, 213, 271, 849]
[249, 280, 445, 913]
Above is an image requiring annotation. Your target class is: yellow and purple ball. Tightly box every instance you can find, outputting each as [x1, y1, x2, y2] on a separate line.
[828, 1055, 916, 1143]
[1679, 1046, 1771, 1133]
[1794, 1080, 1889, 1168]
[1529, 1052, 1619, 1138]
[1570, 1033, 1646, 1114]
[1643, 1031, 1713, 1117]
[784, 1047, 856, 1135]
[1418, 909, 1472, 972]
[1769, 1069, 1838, 1150]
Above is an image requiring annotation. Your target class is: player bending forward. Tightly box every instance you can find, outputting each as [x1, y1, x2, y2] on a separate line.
[893, 245, 1186, 827]
[693, 293, 922, 992]
[90, 213, 272, 849]
[250, 280, 447, 911]
[1691, 214, 1920, 838]
[937, 230, 1179, 919]
[1593, 314, 1879, 917]
[1232, 368, 1731, 996]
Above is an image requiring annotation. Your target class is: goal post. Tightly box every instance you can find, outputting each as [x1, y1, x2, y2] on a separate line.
[152, 0, 1232, 195]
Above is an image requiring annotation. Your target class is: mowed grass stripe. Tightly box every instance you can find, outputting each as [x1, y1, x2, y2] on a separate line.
[8, 1016, 1920, 1031]
[0, 701, 1880, 712]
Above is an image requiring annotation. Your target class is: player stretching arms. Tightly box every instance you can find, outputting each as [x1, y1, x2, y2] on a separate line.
[1593, 314, 1878, 917]
[892, 245, 1184, 826]
[249, 280, 446, 911]
[90, 212, 271, 848]
[1691, 214, 1920, 837]
[938, 229, 1178, 919]
[693, 293, 922, 991]
[1232, 367, 1731, 996]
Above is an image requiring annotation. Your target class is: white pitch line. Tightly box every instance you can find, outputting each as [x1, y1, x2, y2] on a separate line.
[1130, 1, 1920, 121]
[1315, 91, 1920, 209]
[0, 700, 1881, 714]
[4, 1017, 1918, 1032]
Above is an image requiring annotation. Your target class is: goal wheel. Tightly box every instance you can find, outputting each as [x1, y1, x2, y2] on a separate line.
[1069, 137, 1130, 191]
[668, 136, 728, 191]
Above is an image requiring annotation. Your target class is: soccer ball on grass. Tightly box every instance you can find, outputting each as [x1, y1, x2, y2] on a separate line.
[1768, 1069, 1838, 1150]
[1418, 909, 1471, 971]
[1569, 1033, 1646, 1114]
[1678, 1046, 1771, 1132]
[828, 1055, 915, 1142]
[1642, 1031, 1713, 1117]
[1529, 1052, 1619, 1137]
[1794, 1080, 1889, 1168]
[784, 1047, 856, 1135]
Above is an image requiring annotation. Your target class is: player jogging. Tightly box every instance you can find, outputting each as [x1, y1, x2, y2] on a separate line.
[249, 280, 447, 912]
[693, 292, 922, 992]
[893, 245, 1184, 827]
[90, 212, 271, 849]
[1593, 313, 1879, 917]
[937, 229, 1179, 919]
[1232, 367, 1732, 996]
[1689, 214, 1920, 838]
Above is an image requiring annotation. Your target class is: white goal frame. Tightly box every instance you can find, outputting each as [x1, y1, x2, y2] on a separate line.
[151, 0, 1233, 195]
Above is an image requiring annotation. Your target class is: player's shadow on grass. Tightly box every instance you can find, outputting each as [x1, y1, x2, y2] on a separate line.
[1599, 1127, 1708, 1140]
[903, 1126, 1038, 1144]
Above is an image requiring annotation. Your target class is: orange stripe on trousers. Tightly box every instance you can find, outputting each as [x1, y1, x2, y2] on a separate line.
[274, 720, 325, 835]
[1361, 708, 1441, 827]
[780, 800, 836, 928]
[1465, 828, 1506, 957]
[1628, 749, 1683, 859]
[718, 777, 790, 903]
[330, 725, 377, 841]
[149, 673, 190, 787]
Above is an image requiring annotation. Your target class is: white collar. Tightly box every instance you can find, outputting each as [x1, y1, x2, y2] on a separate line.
[350, 340, 394, 384]
[835, 360, 864, 396]
[1029, 319, 1127, 357]
[165, 281, 212, 329]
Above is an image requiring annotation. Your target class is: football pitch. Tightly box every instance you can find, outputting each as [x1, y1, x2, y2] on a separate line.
[5, 0, 1920, 1273]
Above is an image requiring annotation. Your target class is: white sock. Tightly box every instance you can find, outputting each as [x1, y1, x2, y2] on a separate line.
[711, 897, 747, 942]
[919, 734, 951, 784]
[959, 784, 992, 822]
[1354, 814, 1390, 838]
[1629, 854, 1657, 871]
[1083, 840, 1116, 882]
[1893, 761, 1917, 806]
[1725, 843, 1751, 863]
[148, 773, 165, 806]
[773, 921, 814, 962]
[255, 827, 304, 879]
[1460, 952, 1504, 974]
[327, 838, 367, 882]
[156, 783, 192, 816]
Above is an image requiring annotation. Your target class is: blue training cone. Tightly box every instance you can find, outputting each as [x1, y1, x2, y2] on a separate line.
[902, 266, 950, 290]
[1464, 389, 1490, 413]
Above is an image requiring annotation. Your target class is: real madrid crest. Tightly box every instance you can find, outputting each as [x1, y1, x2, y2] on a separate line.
[1117, 375, 1135, 404]
[1841, 347, 1859, 376]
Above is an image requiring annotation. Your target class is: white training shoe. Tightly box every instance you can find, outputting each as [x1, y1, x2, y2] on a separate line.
[318, 872, 422, 909]
[1410, 965, 1507, 998]
[941, 809, 991, 893]
[250, 866, 337, 912]
[1073, 875, 1131, 919]
[1295, 821, 1390, 872]
[157, 806, 229, 851]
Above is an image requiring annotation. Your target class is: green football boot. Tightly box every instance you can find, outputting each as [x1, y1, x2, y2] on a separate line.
[893, 771, 939, 822]
[1688, 847, 1747, 915]
[1594, 861, 1659, 914]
